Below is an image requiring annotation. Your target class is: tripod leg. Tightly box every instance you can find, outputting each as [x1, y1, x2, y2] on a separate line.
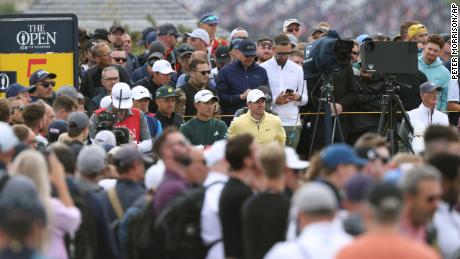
[378, 95, 389, 136]
[323, 99, 333, 146]
[328, 94, 345, 143]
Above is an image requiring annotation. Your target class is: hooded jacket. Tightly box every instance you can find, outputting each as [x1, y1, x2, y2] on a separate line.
[418, 56, 450, 111]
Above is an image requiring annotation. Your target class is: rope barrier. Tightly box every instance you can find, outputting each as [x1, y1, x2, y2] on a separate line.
[183, 110, 460, 118]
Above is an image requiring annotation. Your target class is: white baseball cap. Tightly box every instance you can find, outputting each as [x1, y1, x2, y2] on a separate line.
[100, 96, 112, 108]
[152, 59, 175, 74]
[285, 147, 309, 169]
[0, 122, 19, 153]
[187, 28, 210, 46]
[283, 18, 301, 29]
[111, 82, 133, 109]
[131, 85, 152, 100]
[204, 140, 227, 166]
[145, 159, 165, 191]
[194, 89, 219, 103]
[246, 89, 267, 103]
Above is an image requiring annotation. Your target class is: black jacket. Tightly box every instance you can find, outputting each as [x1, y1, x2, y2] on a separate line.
[80, 64, 131, 98]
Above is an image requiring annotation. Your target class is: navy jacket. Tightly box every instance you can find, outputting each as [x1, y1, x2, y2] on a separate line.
[217, 61, 269, 116]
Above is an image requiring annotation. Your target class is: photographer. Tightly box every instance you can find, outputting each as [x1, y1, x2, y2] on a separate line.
[89, 82, 152, 153]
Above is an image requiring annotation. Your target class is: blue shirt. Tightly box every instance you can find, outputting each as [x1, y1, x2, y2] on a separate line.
[217, 61, 269, 116]
[418, 56, 451, 111]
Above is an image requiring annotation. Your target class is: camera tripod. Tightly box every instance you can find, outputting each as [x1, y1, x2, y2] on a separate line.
[309, 73, 345, 157]
[377, 75, 414, 154]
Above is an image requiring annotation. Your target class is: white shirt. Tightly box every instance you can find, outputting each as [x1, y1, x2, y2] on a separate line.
[447, 79, 460, 102]
[260, 57, 308, 126]
[433, 201, 460, 259]
[200, 171, 229, 259]
[408, 103, 449, 129]
[265, 221, 352, 259]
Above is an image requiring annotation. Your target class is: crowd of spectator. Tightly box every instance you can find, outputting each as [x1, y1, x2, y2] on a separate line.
[0, 11, 458, 259]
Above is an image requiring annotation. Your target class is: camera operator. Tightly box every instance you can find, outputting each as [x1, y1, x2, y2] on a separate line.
[89, 82, 152, 153]
[347, 38, 428, 144]
[299, 44, 357, 157]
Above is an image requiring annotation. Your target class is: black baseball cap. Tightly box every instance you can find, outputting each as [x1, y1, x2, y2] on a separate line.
[177, 43, 194, 58]
[158, 23, 180, 37]
[90, 28, 109, 41]
[237, 39, 257, 57]
[215, 45, 230, 63]
[29, 69, 57, 86]
[137, 26, 156, 46]
[156, 85, 177, 99]
[109, 25, 126, 34]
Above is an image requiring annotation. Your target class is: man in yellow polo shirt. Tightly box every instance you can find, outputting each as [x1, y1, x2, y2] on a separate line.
[228, 89, 286, 145]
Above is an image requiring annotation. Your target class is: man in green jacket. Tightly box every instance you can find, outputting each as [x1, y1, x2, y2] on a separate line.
[180, 90, 227, 146]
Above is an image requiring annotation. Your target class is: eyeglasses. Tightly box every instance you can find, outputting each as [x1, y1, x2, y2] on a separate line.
[196, 70, 211, 76]
[39, 81, 56, 88]
[351, 51, 359, 55]
[287, 28, 300, 33]
[112, 57, 127, 63]
[103, 77, 119, 82]
[201, 15, 218, 24]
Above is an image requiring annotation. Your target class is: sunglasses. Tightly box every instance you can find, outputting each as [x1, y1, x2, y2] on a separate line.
[113, 57, 127, 62]
[276, 52, 292, 56]
[202, 15, 218, 23]
[351, 51, 359, 55]
[196, 70, 211, 76]
[259, 42, 273, 49]
[287, 28, 300, 32]
[39, 81, 56, 88]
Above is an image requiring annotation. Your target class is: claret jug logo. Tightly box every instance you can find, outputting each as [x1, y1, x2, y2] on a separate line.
[16, 24, 57, 51]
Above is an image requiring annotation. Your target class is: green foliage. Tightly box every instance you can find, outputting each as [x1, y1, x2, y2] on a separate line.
[0, 3, 16, 14]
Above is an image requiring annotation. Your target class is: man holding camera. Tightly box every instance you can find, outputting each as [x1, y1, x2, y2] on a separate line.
[260, 34, 307, 149]
[89, 82, 152, 153]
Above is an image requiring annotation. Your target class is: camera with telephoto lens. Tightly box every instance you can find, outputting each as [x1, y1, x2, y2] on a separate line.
[95, 111, 130, 145]
[303, 30, 354, 80]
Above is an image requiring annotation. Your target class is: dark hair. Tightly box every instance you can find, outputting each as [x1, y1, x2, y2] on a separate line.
[188, 58, 208, 72]
[153, 127, 178, 158]
[274, 34, 291, 46]
[428, 153, 460, 181]
[424, 125, 458, 143]
[427, 34, 445, 49]
[0, 99, 11, 123]
[225, 134, 254, 171]
[53, 95, 77, 114]
[12, 124, 30, 142]
[47, 143, 76, 175]
[400, 20, 420, 40]
[22, 102, 45, 129]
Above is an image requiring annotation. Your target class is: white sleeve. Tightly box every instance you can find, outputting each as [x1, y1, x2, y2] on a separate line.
[447, 79, 459, 102]
[137, 139, 152, 153]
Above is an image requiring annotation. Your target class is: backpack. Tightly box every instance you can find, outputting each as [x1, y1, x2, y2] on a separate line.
[124, 195, 156, 259]
[152, 182, 223, 259]
[66, 187, 99, 259]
